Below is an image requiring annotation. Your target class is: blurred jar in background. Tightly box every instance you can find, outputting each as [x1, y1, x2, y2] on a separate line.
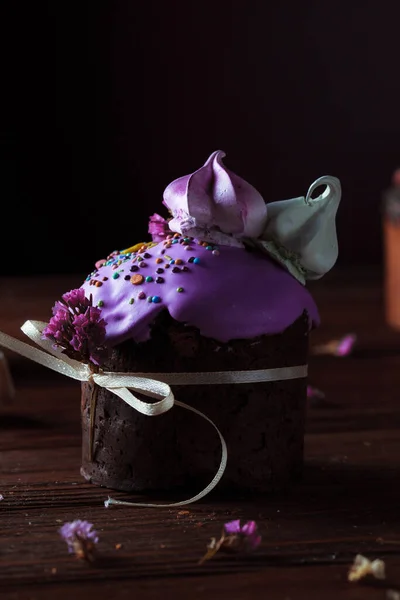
[383, 168, 400, 330]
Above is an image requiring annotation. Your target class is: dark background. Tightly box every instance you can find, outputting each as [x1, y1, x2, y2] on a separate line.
[3, 1, 400, 276]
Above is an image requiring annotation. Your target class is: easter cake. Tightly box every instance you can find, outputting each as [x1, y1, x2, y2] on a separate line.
[43, 150, 341, 495]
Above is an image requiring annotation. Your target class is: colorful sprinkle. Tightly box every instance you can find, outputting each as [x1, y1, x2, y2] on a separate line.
[152, 296, 161, 303]
[206, 245, 213, 251]
[175, 259, 183, 265]
[124, 275, 130, 281]
[147, 296, 153, 302]
[164, 255, 172, 261]
[112, 273, 120, 279]
[177, 287, 184, 293]
[102, 277, 108, 281]
[172, 267, 180, 273]
[156, 268, 164, 274]
[172, 239, 179, 244]
[212, 250, 220, 256]
[169, 259, 175, 265]
[193, 257, 201, 264]
[138, 291, 146, 299]
[97, 300, 104, 307]
[165, 264, 170, 269]
[131, 274, 144, 285]
[144, 253, 152, 259]
[130, 265, 139, 272]
[182, 266, 189, 272]
[139, 262, 147, 268]
[156, 277, 164, 283]
[156, 258, 163, 264]
[95, 281, 103, 287]
[129, 298, 134, 304]
[184, 245, 191, 251]
[188, 257, 195, 263]
[145, 276, 153, 283]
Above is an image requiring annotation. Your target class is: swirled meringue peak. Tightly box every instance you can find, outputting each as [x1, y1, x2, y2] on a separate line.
[163, 150, 268, 247]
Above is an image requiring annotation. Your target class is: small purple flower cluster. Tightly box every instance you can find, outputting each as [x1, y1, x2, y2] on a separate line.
[148, 213, 171, 242]
[199, 519, 261, 564]
[42, 288, 108, 366]
[59, 519, 99, 562]
[223, 519, 261, 551]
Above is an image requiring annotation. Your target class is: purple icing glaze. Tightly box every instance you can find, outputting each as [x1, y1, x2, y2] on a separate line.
[81, 238, 319, 346]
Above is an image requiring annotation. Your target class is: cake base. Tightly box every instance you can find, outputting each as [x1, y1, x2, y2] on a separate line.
[80, 311, 309, 494]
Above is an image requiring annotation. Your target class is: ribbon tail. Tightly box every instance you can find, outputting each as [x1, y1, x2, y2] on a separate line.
[0, 328, 85, 382]
[104, 400, 228, 508]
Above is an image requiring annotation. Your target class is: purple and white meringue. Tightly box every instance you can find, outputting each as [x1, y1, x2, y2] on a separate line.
[163, 150, 268, 247]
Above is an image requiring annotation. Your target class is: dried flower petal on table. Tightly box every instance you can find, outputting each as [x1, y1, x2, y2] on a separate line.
[348, 554, 386, 582]
[199, 519, 261, 565]
[59, 520, 99, 563]
[312, 333, 357, 357]
[307, 385, 325, 401]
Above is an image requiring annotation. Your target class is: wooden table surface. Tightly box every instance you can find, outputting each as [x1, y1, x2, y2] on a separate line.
[1, 267, 400, 600]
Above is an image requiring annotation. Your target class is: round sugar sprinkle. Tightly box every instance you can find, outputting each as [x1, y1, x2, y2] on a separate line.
[97, 300, 104, 307]
[124, 275, 130, 280]
[169, 259, 175, 265]
[129, 298, 134, 304]
[188, 257, 195, 263]
[156, 268, 164, 274]
[147, 296, 153, 302]
[177, 287, 184, 293]
[112, 273, 120, 279]
[130, 265, 139, 272]
[193, 257, 200, 264]
[156, 277, 164, 283]
[172, 239, 179, 244]
[212, 250, 219, 256]
[152, 296, 161, 303]
[138, 291, 146, 299]
[145, 276, 153, 282]
[139, 262, 147, 268]
[206, 245, 213, 251]
[131, 274, 144, 285]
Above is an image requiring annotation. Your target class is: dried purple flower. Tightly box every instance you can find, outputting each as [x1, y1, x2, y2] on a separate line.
[223, 519, 262, 551]
[307, 385, 325, 401]
[59, 519, 99, 562]
[199, 519, 261, 565]
[148, 213, 171, 242]
[42, 289, 108, 366]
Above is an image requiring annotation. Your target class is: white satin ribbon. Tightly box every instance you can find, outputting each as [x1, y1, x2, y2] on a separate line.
[0, 320, 308, 508]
